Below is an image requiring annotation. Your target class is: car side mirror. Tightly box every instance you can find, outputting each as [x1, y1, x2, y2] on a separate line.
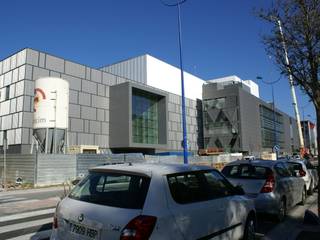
[234, 185, 245, 195]
[71, 178, 81, 185]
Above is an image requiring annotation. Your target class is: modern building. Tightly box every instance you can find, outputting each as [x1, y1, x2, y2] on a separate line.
[301, 120, 318, 156]
[0, 49, 202, 154]
[0, 48, 300, 156]
[202, 76, 300, 156]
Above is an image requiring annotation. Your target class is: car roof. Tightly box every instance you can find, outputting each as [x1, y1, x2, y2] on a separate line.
[225, 159, 280, 168]
[90, 163, 214, 177]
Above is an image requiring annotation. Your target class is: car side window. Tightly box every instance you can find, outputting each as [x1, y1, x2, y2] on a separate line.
[274, 163, 291, 177]
[203, 171, 233, 198]
[167, 170, 234, 204]
[167, 172, 206, 204]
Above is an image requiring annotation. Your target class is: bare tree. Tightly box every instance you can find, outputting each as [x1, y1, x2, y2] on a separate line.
[258, 0, 320, 216]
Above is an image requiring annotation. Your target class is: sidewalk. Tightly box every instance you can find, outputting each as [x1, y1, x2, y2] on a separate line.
[0, 185, 66, 196]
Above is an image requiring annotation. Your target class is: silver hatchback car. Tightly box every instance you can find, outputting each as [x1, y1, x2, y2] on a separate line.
[222, 159, 306, 221]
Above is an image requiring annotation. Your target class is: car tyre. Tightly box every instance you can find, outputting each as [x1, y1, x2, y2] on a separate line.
[307, 181, 313, 195]
[300, 187, 307, 205]
[277, 198, 287, 222]
[243, 215, 256, 240]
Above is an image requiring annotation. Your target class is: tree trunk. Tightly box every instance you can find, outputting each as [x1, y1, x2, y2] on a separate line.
[317, 108, 320, 217]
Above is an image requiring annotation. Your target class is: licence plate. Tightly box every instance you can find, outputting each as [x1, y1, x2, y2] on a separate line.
[69, 221, 100, 240]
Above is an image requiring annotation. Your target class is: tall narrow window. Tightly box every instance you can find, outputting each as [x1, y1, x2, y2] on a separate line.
[5, 86, 9, 101]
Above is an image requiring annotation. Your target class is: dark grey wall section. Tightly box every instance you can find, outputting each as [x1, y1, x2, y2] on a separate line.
[238, 87, 262, 154]
[109, 82, 130, 148]
[203, 82, 299, 155]
[110, 81, 168, 150]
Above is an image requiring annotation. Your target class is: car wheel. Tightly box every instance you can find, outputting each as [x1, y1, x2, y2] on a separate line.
[243, 215, 256, 240]
[277, 198, 287, 222]
[307, 181, 313, 195]
[299, 187, 307, 205]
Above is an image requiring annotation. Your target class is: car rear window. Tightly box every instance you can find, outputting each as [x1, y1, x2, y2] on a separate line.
[69, 171, 151, 209]
[222, 165, 272, 179]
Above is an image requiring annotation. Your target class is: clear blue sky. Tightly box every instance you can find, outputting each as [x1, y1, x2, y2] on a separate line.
[0, 0, 315, 121]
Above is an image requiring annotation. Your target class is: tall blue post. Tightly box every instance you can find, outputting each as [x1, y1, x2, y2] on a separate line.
[177, 1, 188, 164]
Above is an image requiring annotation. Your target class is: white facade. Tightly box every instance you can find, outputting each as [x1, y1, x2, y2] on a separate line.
[146, 55, 205, 100]
[102, 54, 205, 100]
[208, 75, 260, 98]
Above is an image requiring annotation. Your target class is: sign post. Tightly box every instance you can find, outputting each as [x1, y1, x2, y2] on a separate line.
[273, 145, 280, 160]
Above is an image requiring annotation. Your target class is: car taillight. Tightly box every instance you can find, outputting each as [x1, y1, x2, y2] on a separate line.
[299, 169, 306, 177]
[53, 213, 58, 229]
[261, 174, 275, 193]
[120, 215, 157, 240]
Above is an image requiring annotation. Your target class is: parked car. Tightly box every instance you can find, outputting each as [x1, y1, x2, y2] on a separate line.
[281, 158, 318, 195]
[221, 159, 306, 221]
[51, 163, 256, 240]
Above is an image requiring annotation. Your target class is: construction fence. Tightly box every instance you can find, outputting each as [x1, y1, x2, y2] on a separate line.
[0, 153, 241, 187]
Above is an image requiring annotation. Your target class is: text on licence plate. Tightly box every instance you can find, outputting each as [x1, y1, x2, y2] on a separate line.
[70, 222, 99, 240]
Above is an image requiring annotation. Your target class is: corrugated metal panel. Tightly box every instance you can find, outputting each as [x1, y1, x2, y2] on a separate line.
[0, 154, 35, 184]
[100, 55, 147, 84]
[76, 153, 145, 177]
[36, 154, 76, 186]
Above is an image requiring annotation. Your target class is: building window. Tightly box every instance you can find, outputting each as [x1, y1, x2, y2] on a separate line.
[132, 88, 160, 144]
[260, 105, 284, 148]
[5, 86, 9, 100]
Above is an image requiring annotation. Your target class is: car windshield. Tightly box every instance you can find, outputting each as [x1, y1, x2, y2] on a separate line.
[222, 164, 272, 179]
[69, 171, 151, 209]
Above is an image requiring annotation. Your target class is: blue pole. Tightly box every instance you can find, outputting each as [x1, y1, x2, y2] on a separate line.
[177, 2, 188, 164]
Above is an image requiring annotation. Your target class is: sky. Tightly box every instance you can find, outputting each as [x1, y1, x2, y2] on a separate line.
[0, 0, 316, 121]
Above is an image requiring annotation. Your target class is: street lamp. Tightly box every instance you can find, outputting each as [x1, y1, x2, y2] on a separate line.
[271, 16, 305, 152]
[257, 76, 280, 159]
[161, 0, 188, 164]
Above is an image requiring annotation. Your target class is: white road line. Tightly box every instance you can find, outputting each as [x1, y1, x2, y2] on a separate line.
[0, 208, 55, 223]
[0, 217, 53, 234]
[0, 196, 15, 200]
[0, 197, 26, 203]
[6, 229, 52, 240]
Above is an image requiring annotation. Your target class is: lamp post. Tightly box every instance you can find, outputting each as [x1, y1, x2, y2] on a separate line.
[161, 0, 188, 164]
[275, 18, 305, 151]
[257, 76, 280, 159]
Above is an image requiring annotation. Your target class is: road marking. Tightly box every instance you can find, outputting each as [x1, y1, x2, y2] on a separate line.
[0, 197, 26, 203]
[0, 208, 55, 223]
[0, 217, 53, 234]
[6, 229, 52, 240]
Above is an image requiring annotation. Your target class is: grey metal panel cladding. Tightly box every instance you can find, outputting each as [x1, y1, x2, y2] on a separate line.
[282, 116, 292, 152]
[76, 154, 109, 177]
[109, 83, 130, 148]
[238, 89, 262, 152]
[100, 55, 147, 84]
[0, 154, 35, 184]
[36, 154, 76, 185]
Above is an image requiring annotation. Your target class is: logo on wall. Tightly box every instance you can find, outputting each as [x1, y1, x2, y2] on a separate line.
[34, 88, 46, 112]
